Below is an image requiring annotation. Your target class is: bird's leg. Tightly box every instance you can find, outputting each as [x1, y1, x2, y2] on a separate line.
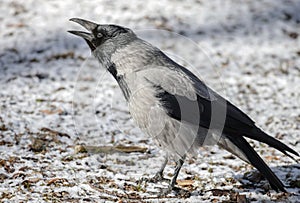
[141, 154, 169, 183]
[161, 155, 186, 196]
[169, 156, 185, 188]
[150, 154, 169, 182]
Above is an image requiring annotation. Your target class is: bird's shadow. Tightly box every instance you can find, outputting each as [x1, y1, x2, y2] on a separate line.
[233, 163, 300, 193]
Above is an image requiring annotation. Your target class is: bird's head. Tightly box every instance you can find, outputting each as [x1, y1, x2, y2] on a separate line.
[68, 18, 136, 59]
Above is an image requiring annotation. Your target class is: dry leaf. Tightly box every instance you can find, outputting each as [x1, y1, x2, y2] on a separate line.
[40, 108, 63, 115]
[265, 155, 280, 161]
[75, 145, 147, 154]
[176, 179, 194, 187]
[47, 178, 67, 186]
[115, 145, 147, 153]
[26, 178, 40, 183]
[40, 127, 70, 138]
[22, 178, 41, 188]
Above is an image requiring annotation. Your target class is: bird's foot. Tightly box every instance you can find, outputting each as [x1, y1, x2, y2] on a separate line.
[140, 172, 168, 183]
[150, 172, 169, 183]
[159, 185, 191, 197]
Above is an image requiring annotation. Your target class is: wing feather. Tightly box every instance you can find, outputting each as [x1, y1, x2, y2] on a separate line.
[138, 65, 255, 132]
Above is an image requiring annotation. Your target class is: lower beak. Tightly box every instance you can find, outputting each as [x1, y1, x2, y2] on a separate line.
[68, 30, 93, 41]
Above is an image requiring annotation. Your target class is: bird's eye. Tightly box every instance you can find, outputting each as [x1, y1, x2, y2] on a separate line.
[97, 33, 103, 38]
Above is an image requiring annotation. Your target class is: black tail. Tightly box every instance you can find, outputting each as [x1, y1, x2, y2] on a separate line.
[244, 128, 299, 160]
[226, 134, 286, 192]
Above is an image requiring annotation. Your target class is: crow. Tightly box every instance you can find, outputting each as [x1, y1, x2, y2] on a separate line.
[69, 18, 299, 194]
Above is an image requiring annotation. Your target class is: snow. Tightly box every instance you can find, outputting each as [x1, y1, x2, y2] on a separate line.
[0, 0, 299, 202]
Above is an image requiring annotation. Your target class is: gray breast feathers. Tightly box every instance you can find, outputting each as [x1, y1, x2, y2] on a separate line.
[125, 66, 213, 159]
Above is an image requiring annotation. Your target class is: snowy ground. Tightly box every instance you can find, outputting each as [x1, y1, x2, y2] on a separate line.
[0, 0, 299, 202]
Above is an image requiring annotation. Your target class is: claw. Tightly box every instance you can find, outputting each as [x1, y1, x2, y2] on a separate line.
[139, 173, 168, 184]
[159, 186, 191, 197]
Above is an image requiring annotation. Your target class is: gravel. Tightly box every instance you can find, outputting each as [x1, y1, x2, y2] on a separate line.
[0, 0, 299, 202]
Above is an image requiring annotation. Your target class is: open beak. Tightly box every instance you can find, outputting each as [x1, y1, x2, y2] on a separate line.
[68, 18, 98, 51]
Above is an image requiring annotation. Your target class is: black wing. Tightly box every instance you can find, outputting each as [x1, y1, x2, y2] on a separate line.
[155, 82, 255, 134]
[148, 53, 298, 157]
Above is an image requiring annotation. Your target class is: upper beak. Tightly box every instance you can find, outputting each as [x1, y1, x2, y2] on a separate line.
[68, 18, 98, 50]
[69, 18, 98, 32]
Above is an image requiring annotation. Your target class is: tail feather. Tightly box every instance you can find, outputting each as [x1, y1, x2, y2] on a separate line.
[243, 128, 299, 159]
[226, 134, 286, 192]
